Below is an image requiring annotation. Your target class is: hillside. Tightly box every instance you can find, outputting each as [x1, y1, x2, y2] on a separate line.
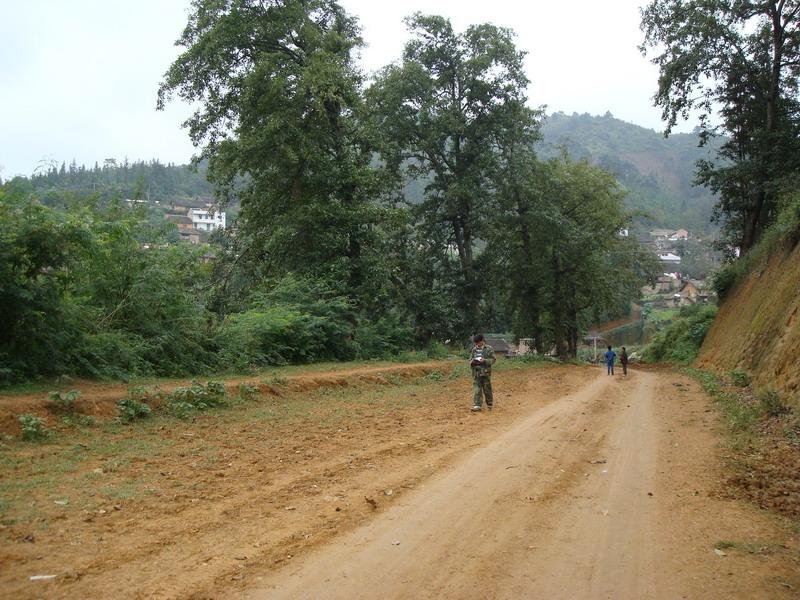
[696, 238, 800, 406]
[12, 114, 721, 235]
[538, 112, 722, 233]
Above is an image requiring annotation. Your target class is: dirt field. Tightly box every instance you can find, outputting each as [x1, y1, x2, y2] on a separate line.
[1, 361, 798, 599]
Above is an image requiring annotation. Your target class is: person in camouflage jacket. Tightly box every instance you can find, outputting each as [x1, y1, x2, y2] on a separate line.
[469, 334, 495, 411]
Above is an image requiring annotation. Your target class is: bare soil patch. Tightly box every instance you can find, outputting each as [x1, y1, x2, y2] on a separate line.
[2, 363, 796, 599]
[0, 361, 582, 599]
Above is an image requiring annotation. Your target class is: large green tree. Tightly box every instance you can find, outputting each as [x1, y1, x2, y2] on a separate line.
[489, 153, 659, 359]
[640, 0, 800, 253]
[158, 0, 389, 302]
[367, 13, 540, 333]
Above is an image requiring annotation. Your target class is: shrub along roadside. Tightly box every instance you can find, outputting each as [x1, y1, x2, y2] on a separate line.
[684, 367, 800, 518]
[642, 304, 718, 364]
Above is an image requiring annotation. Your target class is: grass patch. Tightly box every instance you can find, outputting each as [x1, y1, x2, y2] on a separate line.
[643, 304, 718, 364]
[685, 366, 800, 518]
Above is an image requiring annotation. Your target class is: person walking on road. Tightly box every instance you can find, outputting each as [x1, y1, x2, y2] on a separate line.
[620, 346, 629, 375]
[469, 334, 495, 412]
[604, 345, 616, 375]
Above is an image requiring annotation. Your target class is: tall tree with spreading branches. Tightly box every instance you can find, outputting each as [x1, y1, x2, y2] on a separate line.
[367, 13, 539, 333]
[640, 0, 800, 253]
[158, 0, 390, 302]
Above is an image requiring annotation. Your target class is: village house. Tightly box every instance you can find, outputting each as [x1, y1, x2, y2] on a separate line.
[676, 279, 711, 306]
[165, 214, 195, 232]
[189, 208, 226, 231]
[658, 252, 681, 264]
[178, 230, 200, 245]
[483, 336, 515, 357]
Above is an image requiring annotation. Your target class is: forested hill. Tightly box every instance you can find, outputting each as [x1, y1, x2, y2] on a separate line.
[26, 159, 213, 204]
[538, 112, 722, 234]
[19, 114, 721, 234]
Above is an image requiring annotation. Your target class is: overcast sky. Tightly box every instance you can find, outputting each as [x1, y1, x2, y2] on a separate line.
[0, 0, 688, 179]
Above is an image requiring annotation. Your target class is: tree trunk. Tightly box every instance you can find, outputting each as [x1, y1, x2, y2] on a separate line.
[551, 251, 568, 360]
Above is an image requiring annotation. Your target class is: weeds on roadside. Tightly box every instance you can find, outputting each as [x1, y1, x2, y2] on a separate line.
[116, 386, 159, 423]
[61, 414, 96, 428]
[424, 370, 444, 382]
[714, 540, 782, 555]
[261, 372, 287, 386]
[237, 382, 260, 401]
[449, 363, 469, 379]
[18, 414, 50, 441]
[47, 390, 81, 414]
[117, 398, 152, 423]
[758, 388, 789, 417]
[167, 380, 227, 418]
[728, 369, 751, 387]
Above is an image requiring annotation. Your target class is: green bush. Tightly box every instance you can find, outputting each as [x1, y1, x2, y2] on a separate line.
[758, 388, 789, 417]
[236, 382, 260, 401]
[18, 414, 50, 441]
[167, 380, 227, 418]
[424, 370, 444, 382]
[47, 390, 81, 414]
[711, 264, 741, 302]
[643, 304, 718, 364]
[62, 414, 96, 427]
[728, 369, 751, 387]
[354, 315, 416, 359]
[425, 341, 450, 359]
[117, 398, 152, 423]
[77, 332, 151, 380]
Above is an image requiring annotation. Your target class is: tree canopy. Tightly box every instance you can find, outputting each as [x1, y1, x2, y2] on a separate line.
[640, 0, 800, 253]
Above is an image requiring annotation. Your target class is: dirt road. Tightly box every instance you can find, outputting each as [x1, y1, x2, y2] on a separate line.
[2, 363, 797, 599]
[245, 369, 798, 600]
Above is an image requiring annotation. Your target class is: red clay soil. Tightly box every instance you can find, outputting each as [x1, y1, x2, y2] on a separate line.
[0, 362, 449, 436]
[1, 363, 797, 599]
[697, 238, 800, 406]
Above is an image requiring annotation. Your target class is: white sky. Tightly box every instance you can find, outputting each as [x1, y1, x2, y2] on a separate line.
[0, 0, 689, 179]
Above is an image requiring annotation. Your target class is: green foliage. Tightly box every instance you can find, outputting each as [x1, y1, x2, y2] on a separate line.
[354, 314, 416, 359]
[0, 184, 216, 384]
[712, 191, 800, 303]
[685, 369, 793, 441]
[425, 342, 450, 359]
[728, 369, 750, 388]
[216, 305, 354, 371]
[640, 0, 800, 253]
[758, 389, 789, 418]
[643, 305, 718, 364]
[159, 0, 388, 300]
[236, 383, 260, 402]
[424, 370, 444, 382]
[116, 398, 152, 424]
[539, 112, 721, 233]
[29, 158, 213, 204]
[167, 381, 227, 418]
[18, 414, 50, 442]
[47, 390, 81, 414]
[368, 13, 539, 332]
[61, 414, 96, 428]
[448, 363, 469, 379]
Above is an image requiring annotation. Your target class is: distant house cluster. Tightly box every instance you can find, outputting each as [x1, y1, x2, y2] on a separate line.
[635, 228, 691, 266]
[644, 273, 711, 308]
[164, 201, 226, 244]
